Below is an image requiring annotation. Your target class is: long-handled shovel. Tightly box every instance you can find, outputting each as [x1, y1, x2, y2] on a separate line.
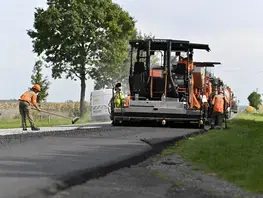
[223, 87, 228, 129]
[33, 108, 80, 124]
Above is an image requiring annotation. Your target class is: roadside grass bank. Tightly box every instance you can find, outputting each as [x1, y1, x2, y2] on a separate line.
[0, 118, 71, 129]
[0, 101, 90, 129]
[0, 111, 90, 129]
[161, 112, 263, 194]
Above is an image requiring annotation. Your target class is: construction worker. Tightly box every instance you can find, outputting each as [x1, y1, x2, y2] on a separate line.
[125, 93, 131, 107]
[179, 57, 194, 71]
[200, 91, 209, 119]
[18, 84, 41, 131]
[113, 83, 125, 108]
[211, 89, 229, 129]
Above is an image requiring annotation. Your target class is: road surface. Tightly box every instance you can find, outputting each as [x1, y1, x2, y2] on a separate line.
[0, 110, 244, 198]
[0, 124, 200, 198]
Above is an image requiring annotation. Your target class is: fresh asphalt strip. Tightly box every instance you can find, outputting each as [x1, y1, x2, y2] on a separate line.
[38, 112, 242, 197]
[28, 128, 207, 197]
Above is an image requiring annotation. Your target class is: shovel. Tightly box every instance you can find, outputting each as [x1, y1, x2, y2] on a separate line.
[33, 108, 80, 124]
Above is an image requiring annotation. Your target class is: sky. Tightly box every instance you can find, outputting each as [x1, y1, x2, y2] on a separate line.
[1, 0, 263, 105]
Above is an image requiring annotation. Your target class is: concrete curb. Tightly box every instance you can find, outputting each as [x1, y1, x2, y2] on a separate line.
[27, 129, 207, 197]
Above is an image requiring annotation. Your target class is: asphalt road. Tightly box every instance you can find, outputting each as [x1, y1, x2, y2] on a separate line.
[51, 111, 254, 198]
[0, 124, 199, 198]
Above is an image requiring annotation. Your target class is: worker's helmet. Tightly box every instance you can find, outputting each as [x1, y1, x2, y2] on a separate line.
[115, 83, 122, 91]
[32, 84, 41, 92]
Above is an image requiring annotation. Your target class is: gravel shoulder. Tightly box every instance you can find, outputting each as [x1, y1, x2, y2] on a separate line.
[52, 152, 263, 198]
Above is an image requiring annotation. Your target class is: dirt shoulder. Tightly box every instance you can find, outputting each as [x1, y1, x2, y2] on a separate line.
[52, 152, 256, 198]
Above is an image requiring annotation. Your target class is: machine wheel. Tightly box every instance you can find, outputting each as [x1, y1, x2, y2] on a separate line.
[112, 120, 121, 126]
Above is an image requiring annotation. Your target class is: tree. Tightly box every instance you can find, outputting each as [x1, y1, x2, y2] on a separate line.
[91, 30, 159, 92]
[91, 57, 130, 91]
[27, 0, 136, 117]
[247, 91, 262, 110]
[30, 59, 51, 103]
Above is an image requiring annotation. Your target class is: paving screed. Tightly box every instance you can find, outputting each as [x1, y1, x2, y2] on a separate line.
[0, 125, 199, 198]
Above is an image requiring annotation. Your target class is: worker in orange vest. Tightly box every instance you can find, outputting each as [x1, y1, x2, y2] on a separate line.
[179, 57, 194, 71]
[211, 89, 229, 129]
[18, 84, 41, 131]
[125, 94, 131, 107]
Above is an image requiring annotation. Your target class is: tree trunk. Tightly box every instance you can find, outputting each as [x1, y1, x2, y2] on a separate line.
[80, 74, 86, 118]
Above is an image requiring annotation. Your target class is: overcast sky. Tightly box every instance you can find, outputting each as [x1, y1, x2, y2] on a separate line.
[1, 0, 262, 105]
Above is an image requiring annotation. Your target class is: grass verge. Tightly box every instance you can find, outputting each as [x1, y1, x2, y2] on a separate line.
[0, 111, 90, 129]
[0, 118, 71, 129]
[161, 112, 263, 193]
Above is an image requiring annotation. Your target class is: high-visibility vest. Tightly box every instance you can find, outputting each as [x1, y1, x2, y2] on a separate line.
[211, 94, 229, 113]
[179, 59, 194, 71]
[114, 92, 125, 108]
[125, 95, 131, 107]
[19, 90, 37, 106]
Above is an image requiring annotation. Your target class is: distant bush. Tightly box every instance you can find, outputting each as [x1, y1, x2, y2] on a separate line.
[247, 91, 262, 110]
[246, 106, 255, 113]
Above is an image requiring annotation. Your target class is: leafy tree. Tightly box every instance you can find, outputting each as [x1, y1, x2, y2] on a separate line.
[247, 91, 262, 110]
[91, 30, 159, 92]
[27, 0, 136, 117]
[92, 57, 130, 91]
[30, 59, 51, 103]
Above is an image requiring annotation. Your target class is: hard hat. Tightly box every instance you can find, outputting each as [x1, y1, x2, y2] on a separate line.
[115, 82, 122, 91]
[115, 82, 121, 88]
[32, 84, 41, 92]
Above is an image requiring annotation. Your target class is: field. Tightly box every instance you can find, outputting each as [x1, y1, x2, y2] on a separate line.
[161, 112, 263, 193]
[0, 101, 90, 128]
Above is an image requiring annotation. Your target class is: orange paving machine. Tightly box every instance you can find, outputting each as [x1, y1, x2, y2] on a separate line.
[110, 38, 222, 128]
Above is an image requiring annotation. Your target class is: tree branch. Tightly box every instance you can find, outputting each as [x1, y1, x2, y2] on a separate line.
[70, 68, 81, 79]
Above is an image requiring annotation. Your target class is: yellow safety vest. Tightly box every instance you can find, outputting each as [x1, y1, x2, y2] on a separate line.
[114, 92, 125, 108]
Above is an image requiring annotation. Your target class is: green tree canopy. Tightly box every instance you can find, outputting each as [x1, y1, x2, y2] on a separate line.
[27, 0, 136, 117]
[90, 31, 159, 92]
[247, 91, 262, 110]
[30, 59, 51, 104]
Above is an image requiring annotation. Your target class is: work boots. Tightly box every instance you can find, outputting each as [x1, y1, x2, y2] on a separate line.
[22, 124, 27, 131]
[31, 126, 40, 131]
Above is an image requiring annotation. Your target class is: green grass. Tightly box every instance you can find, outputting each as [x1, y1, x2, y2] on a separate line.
[0, 111, 90, 129]
[0, 118, 72, 129]
[161, 112, 263, 193]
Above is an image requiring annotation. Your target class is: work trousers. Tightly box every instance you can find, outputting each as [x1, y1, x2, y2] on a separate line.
[19, 100, 35, 128]
[202, 102, 209, 118]
[211, 111, 224, 128]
